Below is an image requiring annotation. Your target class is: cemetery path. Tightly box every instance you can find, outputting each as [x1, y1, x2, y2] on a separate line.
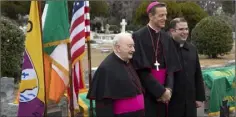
[81, 46, 235, 70]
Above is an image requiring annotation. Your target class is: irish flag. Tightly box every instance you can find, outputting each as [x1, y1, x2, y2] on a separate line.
[42, 0, 70, 103]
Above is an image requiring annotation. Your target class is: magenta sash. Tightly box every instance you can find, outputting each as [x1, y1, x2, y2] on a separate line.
[151, 69, 167, 85]
[113, 94, 144, 114]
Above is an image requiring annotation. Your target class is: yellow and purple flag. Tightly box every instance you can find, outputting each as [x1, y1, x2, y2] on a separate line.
[17, 1, 45, 117]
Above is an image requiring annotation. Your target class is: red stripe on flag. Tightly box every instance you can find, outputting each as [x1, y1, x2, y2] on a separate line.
[79, 60, 85, 89]
[70, 15, 84, 34]
[85, 32, 90, 38]
[85, 7, 89, 13]
[85, 19, 90, 26]
[70, 30, 85, 48]
[71, 45, 85, 62]
[73, 66, 79, 98]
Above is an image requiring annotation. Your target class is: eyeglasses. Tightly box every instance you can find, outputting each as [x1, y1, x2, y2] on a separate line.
[175, 28, 189, 31]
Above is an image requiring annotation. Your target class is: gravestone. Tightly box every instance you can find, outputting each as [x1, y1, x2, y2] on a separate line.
[105, 24, 110, 34]
[0, 77, 15, 103]
[47, 103, 62, 117]
[95, 28, 98, 33]
[0, 77, 17, 117]
[225, 60, 235, 66]
[1, 103, 18, 117]
[84, 68, 97, 88]
[232, 32, 235, 40]
[100, 25, 104, 32]
[58, 96, 68, 117]
[47, 96, 68, 117]
[197, 103, 205, 117]
[120, 19, 127, 33]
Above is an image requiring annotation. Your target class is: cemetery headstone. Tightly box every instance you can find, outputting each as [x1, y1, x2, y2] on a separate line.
[120, 19, 127, 33]
[0, 77, 15, 103]
[105, 24, 110, 34]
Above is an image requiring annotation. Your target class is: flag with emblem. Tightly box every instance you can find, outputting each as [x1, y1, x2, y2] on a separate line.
[17, 1, 45, 116]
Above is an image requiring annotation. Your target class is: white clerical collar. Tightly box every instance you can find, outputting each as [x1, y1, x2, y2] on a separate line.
[114, 53, 129, 63]
[148, 23, 160, 33]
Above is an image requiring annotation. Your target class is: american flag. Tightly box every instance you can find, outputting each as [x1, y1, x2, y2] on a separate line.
[69, 1, 90, 110]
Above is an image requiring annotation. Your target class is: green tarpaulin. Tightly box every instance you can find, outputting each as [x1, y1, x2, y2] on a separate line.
[78, 91, 95, 117]
[202, 65, 236, 116]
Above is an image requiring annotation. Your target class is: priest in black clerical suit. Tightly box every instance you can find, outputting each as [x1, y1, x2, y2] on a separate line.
[87, 33, 145, 117]
[167, 18, 205, 117]
[131, 2, 181, 117]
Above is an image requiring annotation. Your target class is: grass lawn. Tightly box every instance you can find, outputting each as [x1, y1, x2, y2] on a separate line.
[81, 43, 235, 71]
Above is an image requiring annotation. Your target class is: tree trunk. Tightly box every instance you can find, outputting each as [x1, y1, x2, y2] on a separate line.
[211, 54, 218, 58]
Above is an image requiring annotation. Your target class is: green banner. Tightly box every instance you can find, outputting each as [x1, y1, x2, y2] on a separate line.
[79, 92, 96, 117]
[202, 65, 236, 116]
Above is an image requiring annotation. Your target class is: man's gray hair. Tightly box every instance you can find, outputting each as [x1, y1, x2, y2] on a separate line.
[112, 32, 132, 47]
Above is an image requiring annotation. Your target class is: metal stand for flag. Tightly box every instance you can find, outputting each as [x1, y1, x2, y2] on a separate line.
[87, 39, 94, 117]
[38, 1, 48, 117]
[67, 43, 75, 117]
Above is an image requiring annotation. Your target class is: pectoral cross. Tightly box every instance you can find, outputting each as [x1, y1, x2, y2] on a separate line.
[154, 60, 160, 71]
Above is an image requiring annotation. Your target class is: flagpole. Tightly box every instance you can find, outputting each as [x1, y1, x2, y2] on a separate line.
[87, 37, 94, 117]
[67, 34, 75, 117]
[67, 38, 75, 117]
[67, 2, 74, 117]
[38, 1, 48, 117]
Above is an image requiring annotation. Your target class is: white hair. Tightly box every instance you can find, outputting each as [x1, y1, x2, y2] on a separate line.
[112, 32, 132, 47]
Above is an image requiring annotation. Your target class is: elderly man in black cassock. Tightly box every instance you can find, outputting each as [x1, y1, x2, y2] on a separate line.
[168, 17, 205, 117]
[87, 33, 145, 117]
[132, 1, 181, 117]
